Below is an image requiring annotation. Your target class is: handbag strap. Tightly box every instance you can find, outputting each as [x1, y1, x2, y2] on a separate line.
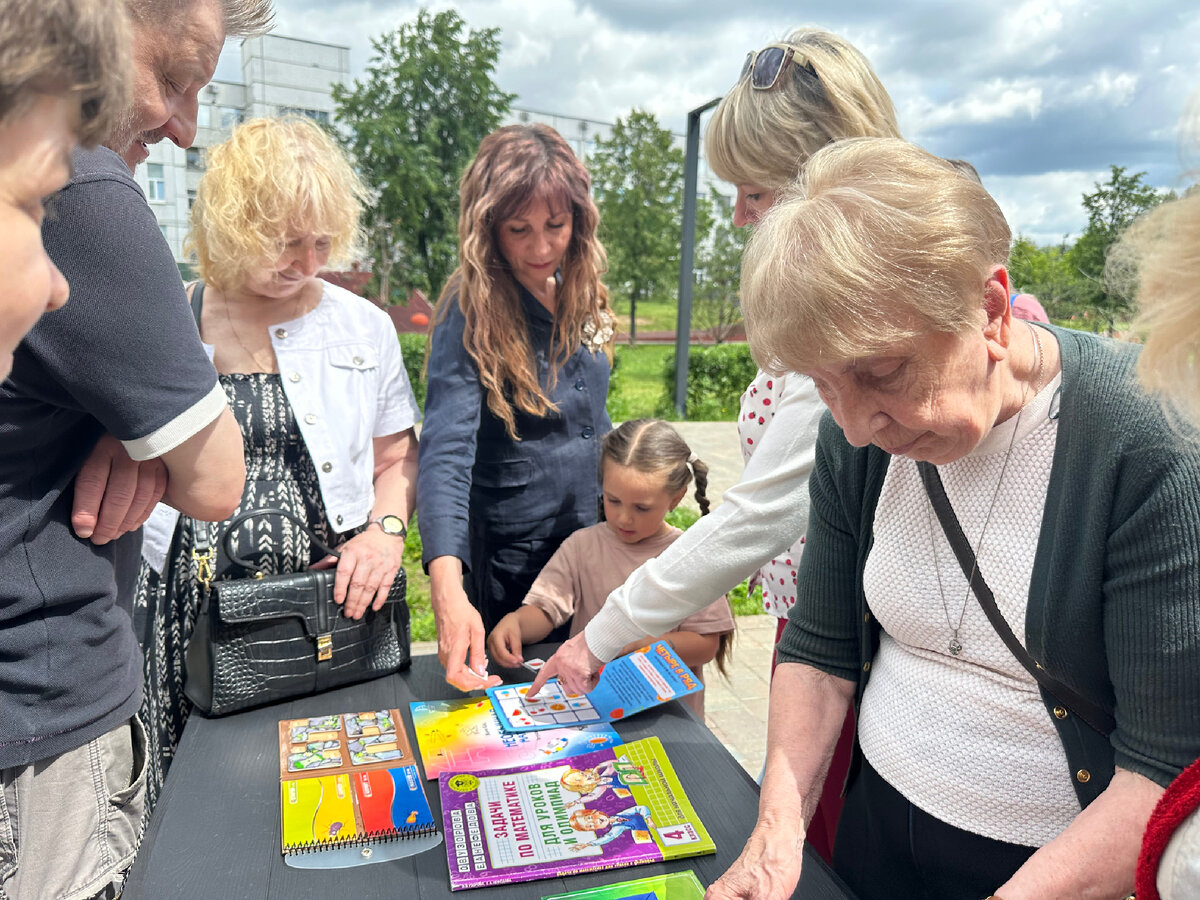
[219, 506, 341, 570]
[917, 461, 1115, 737]
[188, 281, 205, 331]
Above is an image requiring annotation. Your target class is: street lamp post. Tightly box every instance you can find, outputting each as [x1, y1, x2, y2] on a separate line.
[674, 97, 722, 418]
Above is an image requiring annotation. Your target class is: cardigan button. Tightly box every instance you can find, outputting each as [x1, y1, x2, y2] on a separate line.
[581, 426, 594, 439]
[862, 661, 871, 673]
[1075, 769, 1091, 784]
[1053, 706, 1068, 720]
[863, 612, 870, 623]
[574, 379, 586, 390]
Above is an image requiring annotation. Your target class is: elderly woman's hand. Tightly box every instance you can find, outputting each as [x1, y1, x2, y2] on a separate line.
[704, 825, 804, 900]
[325, 527, 405, 620]
[528, 630, 604, 698]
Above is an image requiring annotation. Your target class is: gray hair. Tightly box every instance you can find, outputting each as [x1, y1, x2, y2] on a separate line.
[126, 0, 273, 37]
[741, 137, 1011, 374]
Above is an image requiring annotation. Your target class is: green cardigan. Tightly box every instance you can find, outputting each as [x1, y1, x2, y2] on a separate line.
[777, 326, 1200, 807]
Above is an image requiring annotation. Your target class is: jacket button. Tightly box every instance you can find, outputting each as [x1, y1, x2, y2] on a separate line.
[321, 462, 333, 473]
[289, 372, 301, 383]
[1076, 769, 1091, 784]
[335, 515, 343, 525]
[581, 426, 594, 439]
[575, 379, 585, 390]
[353, 355, 364, 365]
[1053, 706, 1068, 720]
[274, 328, 287, 339]
[304, 414, 317, 425]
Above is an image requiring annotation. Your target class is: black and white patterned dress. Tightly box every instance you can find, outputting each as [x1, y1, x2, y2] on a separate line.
[132, 372, 359, 815]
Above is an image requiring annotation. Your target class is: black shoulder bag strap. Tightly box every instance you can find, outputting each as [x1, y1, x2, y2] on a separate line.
[917, 460, 1115, 737]
[187, 281, 205, 330]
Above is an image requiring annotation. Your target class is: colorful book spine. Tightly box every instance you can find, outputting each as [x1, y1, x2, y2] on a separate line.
[440, 736, 714, 890]
[278, 709, 442, 868]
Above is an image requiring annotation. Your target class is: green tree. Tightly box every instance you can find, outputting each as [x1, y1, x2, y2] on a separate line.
[692, 189, 747, 343]
[1066, 165, 1169, 334]
[1008, 235, 1091, 323]
[589, 109, 684, 343]
[333, 10, 514, 304]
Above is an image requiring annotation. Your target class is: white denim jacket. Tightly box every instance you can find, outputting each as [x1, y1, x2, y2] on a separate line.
[141, 281, 420, 572]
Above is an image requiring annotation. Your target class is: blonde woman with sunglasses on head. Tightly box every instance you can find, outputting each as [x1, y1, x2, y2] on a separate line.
[532, 24, 899, 865]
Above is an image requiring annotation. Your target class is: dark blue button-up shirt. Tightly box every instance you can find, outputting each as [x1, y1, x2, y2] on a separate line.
[417, 286, 611, 624]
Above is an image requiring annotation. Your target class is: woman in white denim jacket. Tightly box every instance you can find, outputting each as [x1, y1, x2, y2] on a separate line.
[135, 117, 420, 816]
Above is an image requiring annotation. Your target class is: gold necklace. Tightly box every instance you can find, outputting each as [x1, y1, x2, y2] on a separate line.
[927, 323, 1044, 656]
[221, 287, 306, 373]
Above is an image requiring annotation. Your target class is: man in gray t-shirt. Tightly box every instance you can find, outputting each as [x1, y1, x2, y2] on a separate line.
[0, 0, 271, 895]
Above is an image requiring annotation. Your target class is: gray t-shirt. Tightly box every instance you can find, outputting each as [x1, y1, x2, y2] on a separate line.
[0, 146, 221, 768]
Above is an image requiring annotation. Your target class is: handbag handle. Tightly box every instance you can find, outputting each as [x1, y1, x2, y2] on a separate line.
[917, 461, 1116, 737]
[219, 507, 341, 570]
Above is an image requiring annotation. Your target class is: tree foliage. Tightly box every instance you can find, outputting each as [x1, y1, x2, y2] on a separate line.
[589, 109, 684, 343]
[1066, 165, 1170, 333]
[332, 10, 514, 304]
[692, 189, 747, 343]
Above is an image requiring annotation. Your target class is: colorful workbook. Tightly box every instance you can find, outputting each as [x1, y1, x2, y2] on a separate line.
[411, 696, 621, 780]
[278, 709, 442, 868]
[486, 641, 703, 733]
[540, 870, 706, 900]
[440, 736, 714, 891]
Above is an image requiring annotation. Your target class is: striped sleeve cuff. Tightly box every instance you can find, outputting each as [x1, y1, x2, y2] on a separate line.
[121, 382, 227, 461]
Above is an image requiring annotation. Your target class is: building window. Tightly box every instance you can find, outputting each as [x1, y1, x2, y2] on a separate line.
[196, 105, 211, 128]
[186, 148, 204, 171]
[219, 106, 244, 129]
[187, 189, 197, 210]
[278, 106, 330, 126]
[160, 225, 168, 240]
[146, 163, 165, 201]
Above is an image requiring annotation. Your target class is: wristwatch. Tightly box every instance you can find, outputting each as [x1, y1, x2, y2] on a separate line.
[368, 514, 407, 538]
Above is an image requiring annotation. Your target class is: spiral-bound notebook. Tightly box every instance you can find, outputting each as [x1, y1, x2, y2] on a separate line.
[278, 709, 443, 868]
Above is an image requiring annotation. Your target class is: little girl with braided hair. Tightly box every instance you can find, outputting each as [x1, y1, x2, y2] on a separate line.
[487, 419, 734, 716]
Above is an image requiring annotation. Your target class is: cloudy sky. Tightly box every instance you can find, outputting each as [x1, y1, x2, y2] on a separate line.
[220, 0, 1200, 244]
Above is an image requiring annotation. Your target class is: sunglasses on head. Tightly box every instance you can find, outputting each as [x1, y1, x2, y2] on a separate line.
[739, 43, 814, 91]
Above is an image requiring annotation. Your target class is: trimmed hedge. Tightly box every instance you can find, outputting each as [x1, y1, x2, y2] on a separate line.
[398, 332, 428, 410]
[660, 343, 756, 421]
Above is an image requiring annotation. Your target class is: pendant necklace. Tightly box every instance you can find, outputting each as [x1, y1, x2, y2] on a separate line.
[928, 323, 1044, 657]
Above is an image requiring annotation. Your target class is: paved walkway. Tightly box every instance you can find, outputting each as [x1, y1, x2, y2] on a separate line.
[413, 420, 776, 777]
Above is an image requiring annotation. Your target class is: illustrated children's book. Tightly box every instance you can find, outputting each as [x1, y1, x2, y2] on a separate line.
[540, 870, 706, 900]
[486, 641, 703, 733]
[410, 696, 621, 780]
[278, 709, 442, 868]
[440, 736, 714, 891]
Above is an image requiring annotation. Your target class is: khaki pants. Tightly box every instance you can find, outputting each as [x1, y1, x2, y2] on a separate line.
[0, 717, 146, 900]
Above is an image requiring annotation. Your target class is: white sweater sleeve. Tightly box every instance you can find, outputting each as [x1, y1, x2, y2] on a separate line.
[584, 376, 825, 660]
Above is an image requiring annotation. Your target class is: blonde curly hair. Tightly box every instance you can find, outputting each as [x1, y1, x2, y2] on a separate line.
[432, 124, 611, 440]
[706, 26, 901, 189]
[186, 116, 368, 291]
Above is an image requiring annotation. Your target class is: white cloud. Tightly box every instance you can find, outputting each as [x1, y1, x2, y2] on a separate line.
[984, 169, 1108, 244]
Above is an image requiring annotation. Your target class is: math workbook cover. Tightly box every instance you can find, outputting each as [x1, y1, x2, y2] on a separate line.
[439, 736, 714, 891]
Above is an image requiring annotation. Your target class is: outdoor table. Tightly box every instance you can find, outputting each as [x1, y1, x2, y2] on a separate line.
[124, 645, 856, 899]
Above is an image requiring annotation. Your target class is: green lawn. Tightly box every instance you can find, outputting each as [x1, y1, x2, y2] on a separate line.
[609, 296, 679, 336]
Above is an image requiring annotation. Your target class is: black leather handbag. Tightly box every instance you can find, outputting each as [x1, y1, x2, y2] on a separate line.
[183, 507, 411, 716]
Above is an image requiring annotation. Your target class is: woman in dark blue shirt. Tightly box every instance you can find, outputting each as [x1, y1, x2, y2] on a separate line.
[418, 124, 613, 691]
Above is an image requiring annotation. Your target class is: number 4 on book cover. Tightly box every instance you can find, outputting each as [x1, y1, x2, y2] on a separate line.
[440, 736, 714, 891]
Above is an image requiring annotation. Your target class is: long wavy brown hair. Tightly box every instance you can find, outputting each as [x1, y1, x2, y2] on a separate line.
[431, 123, 611, 440]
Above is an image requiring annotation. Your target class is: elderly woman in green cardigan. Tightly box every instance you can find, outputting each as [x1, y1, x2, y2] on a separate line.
[707, 138, 1200, 900]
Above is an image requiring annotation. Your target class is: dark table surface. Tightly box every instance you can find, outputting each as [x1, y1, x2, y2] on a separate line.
[124, 648, 855, 899]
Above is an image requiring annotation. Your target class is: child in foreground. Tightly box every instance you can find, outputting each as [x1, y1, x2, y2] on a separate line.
[487, 419, 734, 717]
